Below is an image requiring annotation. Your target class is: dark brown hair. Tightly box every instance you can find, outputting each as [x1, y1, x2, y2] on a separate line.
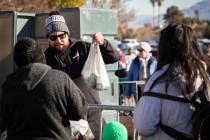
[157, 23, 209, 95]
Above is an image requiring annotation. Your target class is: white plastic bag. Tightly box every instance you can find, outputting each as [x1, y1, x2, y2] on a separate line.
[82, 42, 110, 90]
[70, 119, 94, 139]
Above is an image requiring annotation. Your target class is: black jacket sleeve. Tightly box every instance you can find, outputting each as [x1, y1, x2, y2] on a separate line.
[99, 39, 119, 64]
[65, 76, 87, 120]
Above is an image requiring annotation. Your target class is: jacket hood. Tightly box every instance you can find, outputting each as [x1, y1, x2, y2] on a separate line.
[5, 63, 51, 91]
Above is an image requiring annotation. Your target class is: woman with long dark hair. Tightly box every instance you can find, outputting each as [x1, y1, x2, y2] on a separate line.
[133, 23, 210, 140]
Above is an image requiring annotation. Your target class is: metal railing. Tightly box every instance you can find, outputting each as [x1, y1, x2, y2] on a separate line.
[118, 80, 146, 103]
[88, 104, 135, 112]
[87, 80, 146, 140]
[88, 104, 136, 140]
[118, 80, 146, 140]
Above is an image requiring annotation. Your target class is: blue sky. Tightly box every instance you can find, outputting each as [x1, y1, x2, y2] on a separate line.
[128, 0, 203, 16]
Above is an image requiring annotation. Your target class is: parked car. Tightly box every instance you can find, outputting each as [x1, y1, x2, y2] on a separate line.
[118, 38, 139, 55]
[198, 38, 210, 54]
[145, 40, 159, 58]
[121, 38, 139, 49]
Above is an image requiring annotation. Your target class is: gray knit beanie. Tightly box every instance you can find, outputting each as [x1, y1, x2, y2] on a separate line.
[45, 11, 70, 37]
[14, 37, 46, 67]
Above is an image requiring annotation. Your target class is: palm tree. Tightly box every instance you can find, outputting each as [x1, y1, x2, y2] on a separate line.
[150, 0, 155, 27]
[195, 9, 199, 21]
[156, 0, 164, 27]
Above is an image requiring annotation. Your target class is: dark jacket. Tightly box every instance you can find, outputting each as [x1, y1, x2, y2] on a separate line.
[45, 39, 119, 79]
[0, 63, 87, 140]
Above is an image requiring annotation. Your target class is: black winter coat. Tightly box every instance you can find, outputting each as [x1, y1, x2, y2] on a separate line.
[0, 63, 87, 140]
[45, 39, 119, 79]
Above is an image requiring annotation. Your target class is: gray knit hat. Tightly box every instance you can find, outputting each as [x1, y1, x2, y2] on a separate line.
[45, 14, 70, 37]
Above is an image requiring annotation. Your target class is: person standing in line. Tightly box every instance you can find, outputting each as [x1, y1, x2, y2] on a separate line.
[44, 11, 119, 140]
[0, 38, 87, 140]
[125, 47, 136, 72]
[206, 43, 210, 60]
[124, 42, 157, 105]
[133, 23, 210, 140]
[116, 48, 127, 71]
[115, 48, 128, 79]
[114, 48, 128, 105]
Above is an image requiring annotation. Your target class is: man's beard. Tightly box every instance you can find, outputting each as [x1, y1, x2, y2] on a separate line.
[50, 44, 68, 52]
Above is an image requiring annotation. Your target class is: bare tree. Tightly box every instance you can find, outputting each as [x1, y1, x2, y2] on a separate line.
[0, 0, 52, 12]
[150, 0, 155, 27]
[164, 6, 184, 24]
[195, 9, 200, 21]
[91, 0, 107, 8]
[156, 0, 164, 27]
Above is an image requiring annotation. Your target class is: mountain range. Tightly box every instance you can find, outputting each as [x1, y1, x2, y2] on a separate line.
[129, 0, 210, 28]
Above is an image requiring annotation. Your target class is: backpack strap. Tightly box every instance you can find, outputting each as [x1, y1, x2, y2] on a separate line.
[159, 124, 193, 140]
[142, 92, 193, 140]
[142, 65, 194, 140]
[143, 92, 190, 103]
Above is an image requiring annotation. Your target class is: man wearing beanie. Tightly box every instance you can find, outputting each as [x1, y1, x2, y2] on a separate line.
[44, 11, 119, 140]
[0, 38, 87, 140]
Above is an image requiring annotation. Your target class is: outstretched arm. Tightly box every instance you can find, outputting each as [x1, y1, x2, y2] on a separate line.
[93, 32, 119, 64]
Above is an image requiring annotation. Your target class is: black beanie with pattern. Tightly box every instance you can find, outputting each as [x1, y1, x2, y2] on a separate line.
[14, 37, 46, 67]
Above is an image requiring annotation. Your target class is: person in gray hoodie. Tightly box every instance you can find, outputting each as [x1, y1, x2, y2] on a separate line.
[0, 37, 87, 140]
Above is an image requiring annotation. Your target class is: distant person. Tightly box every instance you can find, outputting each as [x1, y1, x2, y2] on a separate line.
[115, 48, 128, 104]
[124, 42, 157, 102]
[117, 48, 127, 70]
[133, 23, 210, 140]
[102, 121, 128, 140]
[44, 11, 119, 140]
[207, 43, 210, 60]
[0, 38, 87, 140]
[125, 47, 136, 72]
[115, 48, 127, 78]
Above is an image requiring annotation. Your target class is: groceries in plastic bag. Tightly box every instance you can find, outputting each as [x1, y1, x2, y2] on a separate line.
[82, 42, 110, 90]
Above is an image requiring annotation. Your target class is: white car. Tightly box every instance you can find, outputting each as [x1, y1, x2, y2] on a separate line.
[121, 38, 139, 49]
[198, 38, 210, 55]
[118, 38, 139, 55]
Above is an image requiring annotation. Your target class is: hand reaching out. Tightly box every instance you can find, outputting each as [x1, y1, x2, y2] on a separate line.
[93, 32, 104, 45]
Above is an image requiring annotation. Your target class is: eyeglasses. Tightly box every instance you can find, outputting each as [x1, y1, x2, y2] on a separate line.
[138, 49, 144, 52]
[49, 33, 66, 41]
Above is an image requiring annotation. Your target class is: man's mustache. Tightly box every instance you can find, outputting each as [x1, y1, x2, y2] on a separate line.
[54, 43, 64, 46]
